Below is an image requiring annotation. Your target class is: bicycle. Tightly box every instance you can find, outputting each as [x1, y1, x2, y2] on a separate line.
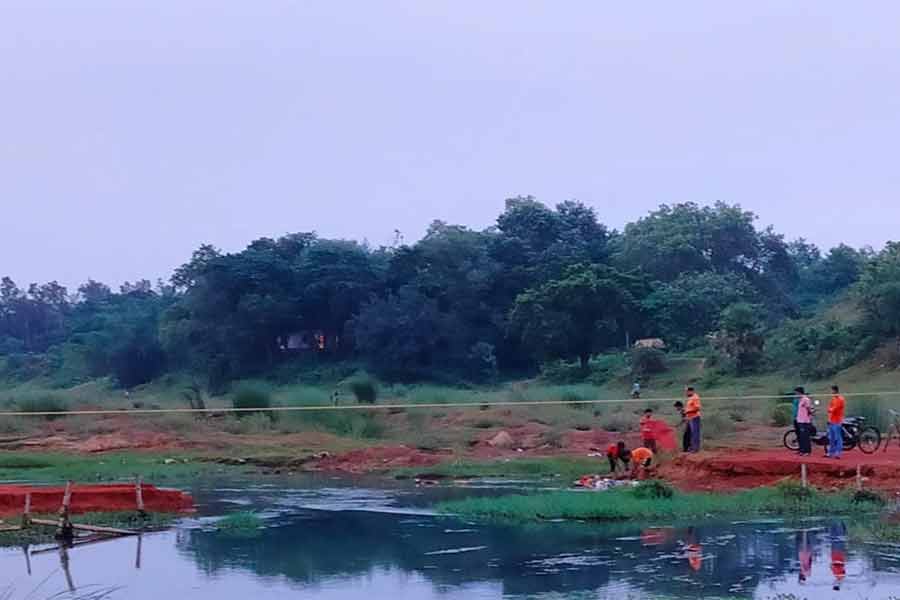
[783, 416, 881, 454]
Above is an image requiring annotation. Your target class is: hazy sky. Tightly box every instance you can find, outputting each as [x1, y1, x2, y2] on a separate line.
[2, 2, 899, 289]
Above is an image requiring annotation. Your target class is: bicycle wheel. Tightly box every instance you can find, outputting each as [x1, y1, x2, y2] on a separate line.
[783, 429, 799, 451]
[858, 426, 881, 454]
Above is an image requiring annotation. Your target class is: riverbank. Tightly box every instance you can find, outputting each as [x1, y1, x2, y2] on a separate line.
[436, 480, 886, 523]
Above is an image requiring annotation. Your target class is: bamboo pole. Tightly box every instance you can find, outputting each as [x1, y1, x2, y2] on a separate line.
[136, 534, 143, 570]
[30, 518, 138, 537]
[801, 463, 808, 488]
[856, 464, 863, 491]
[23, 545, 31, 576]
[59, 544, 75, 592]
[23, 492, 31, 528]
[135, 476, 145, 515]
[57, 481, 74, 540]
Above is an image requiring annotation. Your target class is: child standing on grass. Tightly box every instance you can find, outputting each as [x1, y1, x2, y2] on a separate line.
[639, 408, 658, 453]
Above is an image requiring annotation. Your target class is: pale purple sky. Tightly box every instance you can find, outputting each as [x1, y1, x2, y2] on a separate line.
[2, 1, 899, 289]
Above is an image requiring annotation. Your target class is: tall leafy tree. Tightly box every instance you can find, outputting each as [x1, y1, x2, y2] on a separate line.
[510, 264, 643, 369]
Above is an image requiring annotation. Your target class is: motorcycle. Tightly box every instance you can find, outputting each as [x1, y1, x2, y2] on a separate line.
[783, 416, 881, 454]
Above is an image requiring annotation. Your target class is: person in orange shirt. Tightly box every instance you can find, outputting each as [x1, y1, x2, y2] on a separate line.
[630, 446, 654, 479]
[685, 387, 702, 453]
[830, 521, 847, 591]
[639, 408, 658, 453]
[827, 385, 846, 459]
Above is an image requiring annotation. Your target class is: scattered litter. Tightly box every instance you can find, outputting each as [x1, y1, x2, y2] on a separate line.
[574, 475, 639, 491]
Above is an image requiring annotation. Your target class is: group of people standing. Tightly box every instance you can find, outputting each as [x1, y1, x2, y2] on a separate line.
[792, 385, 846, 458]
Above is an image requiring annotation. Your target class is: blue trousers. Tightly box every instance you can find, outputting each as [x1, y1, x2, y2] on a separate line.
[828, 423, 843, 457]
[689, 418, 702, 452]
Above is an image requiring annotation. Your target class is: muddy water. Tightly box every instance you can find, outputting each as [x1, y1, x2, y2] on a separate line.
[2, 476, 900, 599]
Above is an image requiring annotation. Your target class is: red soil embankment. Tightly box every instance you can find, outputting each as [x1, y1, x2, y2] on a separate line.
[0, 484, 194, 516]
[661, 447, 900, 493]
[307, 445, 445, 474]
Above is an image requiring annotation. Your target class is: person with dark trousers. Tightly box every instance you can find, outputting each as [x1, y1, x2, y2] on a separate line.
[685, 387, 702, 453]
[795, 386, 814, 456]
[674, 401, 691, 453]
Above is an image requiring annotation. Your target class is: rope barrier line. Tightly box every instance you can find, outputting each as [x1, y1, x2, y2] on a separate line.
[1, 389, 899, 418]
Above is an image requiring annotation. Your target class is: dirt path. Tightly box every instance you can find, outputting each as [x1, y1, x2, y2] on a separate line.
[662, 447, 900, 493]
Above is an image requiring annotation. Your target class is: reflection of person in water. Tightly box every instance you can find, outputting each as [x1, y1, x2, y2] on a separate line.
[831, 522, 847, 591]
[797, 530, 812, 584]
[685, 527, 702, 572]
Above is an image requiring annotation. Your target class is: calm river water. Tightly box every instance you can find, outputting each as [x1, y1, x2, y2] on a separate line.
[2, 475, 900, 599]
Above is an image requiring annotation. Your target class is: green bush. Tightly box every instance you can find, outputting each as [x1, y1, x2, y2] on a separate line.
[630, 347, 667, 377]
[702, 412, 737, 440]
[232, 384, 273, 418]
[632, 480, 674, 499]
[14, 393, 68, 420]
[217, 512, 263, 538]
[771, 403, 794, 427]
[776, 479, 812, 501]
[540, 360, 589, 383]
[347, 373, 378, 404]
[852, 489, 885, 506]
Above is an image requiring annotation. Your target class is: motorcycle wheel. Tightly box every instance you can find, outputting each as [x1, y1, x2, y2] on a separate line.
[783, 429, 799, 451]
[858, 427, 881, 454]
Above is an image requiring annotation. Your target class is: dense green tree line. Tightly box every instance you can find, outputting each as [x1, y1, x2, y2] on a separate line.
[0, 199, 891, 390]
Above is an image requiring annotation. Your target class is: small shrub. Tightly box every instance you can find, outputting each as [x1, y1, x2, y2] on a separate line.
[232, 384, 273, 418]
[347, 373, 378, 404]
[540, 360, 588, 384]
[15, 393, 68, 420]
[702, 412, 737, 440]
[852, 489, 885, 506]
[632, 480, 674, 499]
[776, 479, 812, 501]
[223, 413, 272, 435]
[599, 413, 632, 433]
[771, 403, 794, 427]
[630, 347, 667, 377]
[217, 512, 263, 538]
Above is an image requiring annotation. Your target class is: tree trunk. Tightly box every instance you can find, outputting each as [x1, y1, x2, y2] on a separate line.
[579, 353, 590, 371]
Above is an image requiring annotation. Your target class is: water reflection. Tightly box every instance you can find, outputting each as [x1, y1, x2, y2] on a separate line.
[2, 479, 900, 599]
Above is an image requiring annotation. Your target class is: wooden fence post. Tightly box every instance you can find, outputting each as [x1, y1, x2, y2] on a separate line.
[57, 481, 74, 541]
[801, 463, 808, 488]
[135, 476, 145, 516]
[856, 464, 863, 491]
[23, 492, 31, 528]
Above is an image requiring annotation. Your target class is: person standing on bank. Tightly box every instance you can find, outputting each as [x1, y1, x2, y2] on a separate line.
[827, 385, 846, 459]
[794, 386, 814, 456]
[685, 387, 702, 453]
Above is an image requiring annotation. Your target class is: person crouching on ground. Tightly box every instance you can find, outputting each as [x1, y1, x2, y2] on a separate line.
[607, 441, 631, 475]
[639, 408, 658, 453]
[827, 385, 846, 459]
[673, 401, 690, 452]
[794, 386, 814, 456]
[630, 446, 655, 480]
[685, 387, 702, 453]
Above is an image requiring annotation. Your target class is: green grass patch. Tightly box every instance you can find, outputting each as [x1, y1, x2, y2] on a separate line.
[396, 456, 608, 482]
[436, 480, 883, 522]
[216, 511, 263, 538]
[0, 452, 215, 484]
[0, 511, 176, 547]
